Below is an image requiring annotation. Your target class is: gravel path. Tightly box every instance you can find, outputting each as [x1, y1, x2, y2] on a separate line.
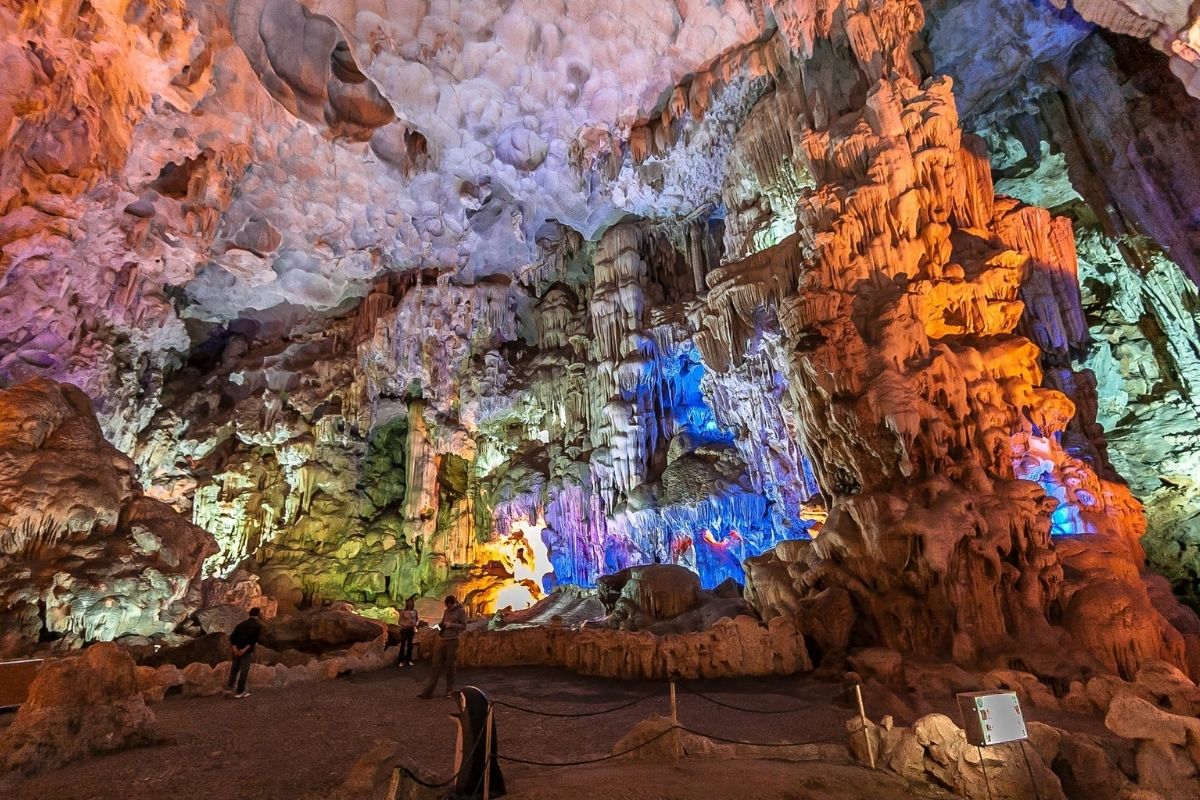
[2, 665, 861, 800]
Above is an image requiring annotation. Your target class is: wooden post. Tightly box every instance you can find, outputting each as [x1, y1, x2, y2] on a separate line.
[853, 683, 877, 769]
[482, 702, 494, 800]
[669, 679, 681, 764]
[384, 767, 400, 800]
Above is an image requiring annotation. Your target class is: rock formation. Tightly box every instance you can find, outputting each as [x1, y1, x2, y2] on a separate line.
[927, 1, 1200, 616]
[857, 678, 1200, 800]
[0, 380, 216, 656]
[2, 0, 1200, 697]
[0, 643, 155, 775]
[446, 613, 811, 680]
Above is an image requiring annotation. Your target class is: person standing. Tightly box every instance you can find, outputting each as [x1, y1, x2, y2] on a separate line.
[396, 598, 418, 667]
[226, 607, 264, 699]
[417, 595, 467, 698]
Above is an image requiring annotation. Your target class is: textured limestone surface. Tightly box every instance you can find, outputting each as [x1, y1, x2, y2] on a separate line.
[0, 643, 155, 775]
[926, 4, 1200, 615]
[0, 380, 216, 657]
[3, 0, 1200, 704]
[852, 661, 1200, 800]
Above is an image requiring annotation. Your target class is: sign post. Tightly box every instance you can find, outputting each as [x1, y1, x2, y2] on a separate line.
[955, 690, 1037, 800]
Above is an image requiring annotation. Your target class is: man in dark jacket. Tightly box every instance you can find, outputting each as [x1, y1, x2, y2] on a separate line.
[417, 596, 468, 699]
[226, 608, 264, 698]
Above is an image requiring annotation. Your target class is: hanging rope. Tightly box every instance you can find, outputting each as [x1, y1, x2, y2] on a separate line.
[491, 690, 661, 718]
[390, 711, 489, 789]
[496, 725, 678, 767]
[675, 682, 817, 715]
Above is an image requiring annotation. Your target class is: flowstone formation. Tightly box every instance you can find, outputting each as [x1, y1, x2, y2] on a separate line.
[724, 73, 1182, 676]
[925, 0, 1200, 614]
[2, 0, 1200, 686]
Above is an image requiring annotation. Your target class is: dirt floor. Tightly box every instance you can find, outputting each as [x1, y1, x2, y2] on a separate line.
[500, 759, 960, 799]
[0, 662, 1101, 799]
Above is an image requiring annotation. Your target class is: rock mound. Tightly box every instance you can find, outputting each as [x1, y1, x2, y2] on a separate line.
[0, 643, 155, 775]
[259, 607, 387, 653]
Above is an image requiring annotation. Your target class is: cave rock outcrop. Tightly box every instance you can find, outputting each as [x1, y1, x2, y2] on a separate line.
[0, 380, 217, 656]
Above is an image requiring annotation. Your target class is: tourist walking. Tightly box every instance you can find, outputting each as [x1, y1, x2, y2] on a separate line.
[396, 598, 418, 667]
[226, 607, 264, 698]
[417, 595, 467, 698]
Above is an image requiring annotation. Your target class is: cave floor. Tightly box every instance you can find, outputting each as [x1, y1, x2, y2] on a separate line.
[498, 759, 958, 799]
[0, 664, 1105, 799]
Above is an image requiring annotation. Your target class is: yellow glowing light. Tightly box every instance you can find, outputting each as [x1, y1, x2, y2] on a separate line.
[481, 514, 558, 613]
[509, 516, 553, 587]
[493, 583, 537, 611]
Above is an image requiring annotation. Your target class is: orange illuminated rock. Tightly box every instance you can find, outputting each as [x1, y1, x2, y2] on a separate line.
[0, 642, 155, 774]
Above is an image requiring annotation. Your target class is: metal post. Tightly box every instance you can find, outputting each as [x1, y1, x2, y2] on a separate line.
[978, 745, 995, 800]
[853, 683, 877, 769]
[482, 702, 494, 800]
[669, 680, 678, 727]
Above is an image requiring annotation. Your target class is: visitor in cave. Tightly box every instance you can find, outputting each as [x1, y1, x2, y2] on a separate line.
[417, 595, 468, 699]
[395, 598, 418, 667]
[225, 607, 263, 699]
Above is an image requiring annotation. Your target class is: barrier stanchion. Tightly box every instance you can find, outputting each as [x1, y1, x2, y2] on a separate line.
[669, 680, 678, 727]
[483, 702, 495, 800]
[853, 683, 876, 769]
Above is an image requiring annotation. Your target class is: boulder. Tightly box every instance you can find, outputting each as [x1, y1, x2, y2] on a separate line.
[1052, 731, 1139, 800]
[1130, 660, 1200, 715]
[598, 564, 703, 628]
[1134, 740, 1199, 798]
[196, 604, 254, 635]
[644, 595, 757, 635]
[794, 587, 856, 665]
[1104, 692, 1200, 747]
[260, 608, 387, 653]
[0, 643, 155, 774]
[983, 669, 1062, 710]
[140, 632, 230, 668]
[848, 647, 905, 686]
[135, 664, 186, 702]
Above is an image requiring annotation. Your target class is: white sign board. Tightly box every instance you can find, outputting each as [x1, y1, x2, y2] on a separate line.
[956, 690, 1028, 747]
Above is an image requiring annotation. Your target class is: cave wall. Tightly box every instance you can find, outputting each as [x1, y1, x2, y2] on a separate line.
[2, 0, 1200, 674]
[0, 379, 216, 656]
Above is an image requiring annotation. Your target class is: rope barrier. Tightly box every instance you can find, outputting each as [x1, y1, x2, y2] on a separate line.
[491, 690, 660, 718]
[674, 682, 817, 715]
[496, 723, 846, 768]
[496, 724, 678, 767]
[394, 680, 859, 788]
[389, 711, 489, 790]
[393, 764, 457, 789]
[674, 725, 846, 749]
